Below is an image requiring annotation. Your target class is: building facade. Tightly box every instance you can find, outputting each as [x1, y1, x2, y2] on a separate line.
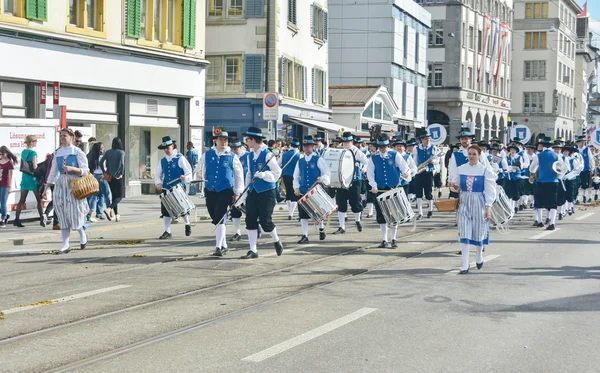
[0, 0, 207, 196]
[420, 0, 513, 143]
[574, 16, 599, 137]
[510, 0, 582, 142]
[204, 0, 332, 144]
[329, 0, 431, 136]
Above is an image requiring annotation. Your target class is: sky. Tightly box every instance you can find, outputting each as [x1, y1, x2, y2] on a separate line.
[578, 0, 600, 46]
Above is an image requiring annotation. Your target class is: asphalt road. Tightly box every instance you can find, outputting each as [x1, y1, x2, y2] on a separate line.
[1, 196, 599, 373]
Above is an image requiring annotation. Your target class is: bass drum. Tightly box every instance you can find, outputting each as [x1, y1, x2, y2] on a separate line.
[322, 148, 355, 189]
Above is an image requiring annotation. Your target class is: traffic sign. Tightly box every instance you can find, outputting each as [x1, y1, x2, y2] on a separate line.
[263, 93, 279, 121]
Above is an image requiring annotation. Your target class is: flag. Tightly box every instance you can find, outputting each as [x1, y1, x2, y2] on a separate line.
[477, 14, 493, 83]
[487, 19, 500, 84]
[494, 22, 509, 83]
[577, 2, 587, 18]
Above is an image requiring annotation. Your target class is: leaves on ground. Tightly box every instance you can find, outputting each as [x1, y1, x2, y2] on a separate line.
[132, 254, 148, 258]
[20, 300, 53, 308]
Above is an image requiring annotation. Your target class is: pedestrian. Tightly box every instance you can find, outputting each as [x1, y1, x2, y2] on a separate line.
[45, 128, 90, 254]
[87, 142, 111, 222]
[186, 141, 199, 196]
[448, 144, 497, 274]
[13, 135, 46, 227]
[100, 137, 126, 222]
[74, 130, 84, 151]
[0, 146, 17, 228]
[279, 138, 301, 220]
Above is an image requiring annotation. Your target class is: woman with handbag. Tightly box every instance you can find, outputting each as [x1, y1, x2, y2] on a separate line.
[0, 146, 17, 228]
[86, 142, 111, 222]
[14, 135, 45, 227]
[46, 128, 90, 254]
[100, 137, 125, 222]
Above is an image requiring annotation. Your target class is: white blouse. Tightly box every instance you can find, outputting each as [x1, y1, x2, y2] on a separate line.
[47, 145, 89, 185]
[457, 162, 497, 207]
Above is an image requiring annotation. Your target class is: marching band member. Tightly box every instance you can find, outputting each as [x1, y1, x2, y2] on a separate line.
[294, 136, 331, 243]
[394, 139, 417, 196]
[367, 134, 411, 248]
[201, 130, 244, 256]
[552, 141, 570, 220]
[413, 133, 439, 220]
[229, 137, 249, 242]
[576, 136, 595, 203]
[522, 145, 537, 209]
[280, 138, 301, 220]
[490, 136, 506, 158]
[242, 127, 283, 259]
[449, 144, 497, 274]
[448, 129, 491, 194]
[365, 142, 377, 218]
[405, 139, 418, 201]
[563, 143, 582, 216]
[155, 136, 193, 240]
[489, 144, 509, 189]
[333, 132, 368, 234]
[529, 137, 559, 230]
[505, 144, 523, 212]
[314, 135, 326, 156]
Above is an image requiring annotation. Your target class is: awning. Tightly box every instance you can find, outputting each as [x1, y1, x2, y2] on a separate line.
[284, 115, 368, 136]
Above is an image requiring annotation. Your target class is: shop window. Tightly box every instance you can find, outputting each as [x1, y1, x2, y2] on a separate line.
[129, 125, 179, 184]
[67, 0, 106, 38]
[1, 0, 46, 24]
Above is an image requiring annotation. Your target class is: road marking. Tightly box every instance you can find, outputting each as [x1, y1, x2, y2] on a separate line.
[529, 228, 561, 240]
[447, 255, 500, 274]
[407, 242, 424, 245]
[242, 307, 377, 363]
[1, 285, 131, 315]
[575, 212, 595, 221]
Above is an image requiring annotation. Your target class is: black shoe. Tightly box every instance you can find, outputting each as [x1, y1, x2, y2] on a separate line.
[80, 243, 86, 250]
[333, 227, 346, 235]
[0, 222, 5, 228]
[533, 221, 540, 227]
[377, 241, 388, 248]
[558, 213, 563, 221]
[319, 229, 326, 241]
[40, 218, 46, 227]
[457, 251, 462, 255]
[427, 211, 433, 218]
[514, 207, 518, 214]
[159, 231, 172, 239]
[595, 195, 598, 201]
[438, 191, 442, 198]
[185, 225, 191, 236]
[459, 267, 470, 274]
[356, 221, 363, 232]
[3, 214, 8, 225]
[220, 247, 229, 255]
[298, 235, 309, 244]
[391, 240, 398, 248]
[366, 214, 373, 218]
[416, 214, 423, 221]
[13, 220, 24, 228]
[544, 218, 550, 225]
[575, 200, 580, 205]
[274, 241, 283, 256]
[476, 261, 484, 270]
[56, 247, 71, 255]
[241, 251, 258, 259]
[230, 233, 242, 242]
[212, 247, 223, 257]
[519, 205, 524, 211]
[537, 222, 544, 228]
[288, 215, 292, 220]
[546, 224, 555, 231]
[568, 210, 573, 216]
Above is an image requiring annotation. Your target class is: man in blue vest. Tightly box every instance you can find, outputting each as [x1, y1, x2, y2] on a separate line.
[294, 136, 331, 243]
[576, 135, 595, 203]
[412, 133, 439, 220]
[529, 137, 560, 230]
[563, 142, 582, 215]
[393, 138, 417, 198]
[314, 135, 326, 156]
[229, 137, 249, 243]
[279, 138, 301, 220]
[367, 134, 411, 248]
[155, 136, 193, 240]
[186, 141, 199, 195]
[332, 132, 369, 234]
[242, 127, 283, 259]
[405, 138, 418, 201]
[448, 128, 491, 187]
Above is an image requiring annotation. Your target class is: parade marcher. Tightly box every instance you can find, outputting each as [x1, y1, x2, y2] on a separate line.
[529, 137, 560, 230]
[202, 130, 244, 256]
[405, 138, 418, 201]
[448, 128, 491, 194]
[562, 143, 580, 216]
[576, 136, 595, 203]
[294, 136, 331, 243]
[280, 138, 301, 220]
[522, 145, 537, 209]
[333, 132, 368, 234]
[154, 136, 193, 239]
[186, 141, 199, 196]
[46, 128, 90, 254]
[449, 144, 497, 274]
[242, 127, 283, 259]
[365, 141, 377, 218]
[229, 137, 249, 242]
[412, 133, 439, 220]
[314, 135, 326, 156]
[394, 139, 417, 197]
[489, 144, 509, 189]
[0, 146, 17, 228]
[552, 141, 570, 220]
[505, 144, 523, 212]
[367, 134, 411, 248]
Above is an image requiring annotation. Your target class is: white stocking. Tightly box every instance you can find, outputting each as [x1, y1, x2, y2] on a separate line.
[476, 245, 484, 264]
[380, 224, 388, 242]
[391, 225, 398, 241]
[368, 203, 374, 215]
[163, 217, 172, 233]
[183, 215, 190, 225]
[61, 229, 70, 250]
[233, 218, 241, 235]
[461, 242, 470, 271]
[319, 221, 325, 230]
[301, 219, 309, 237]
[221, 225, 228, 248]
[428, 199, 434, 212]
[417, 199, 423, 215]
[535, 209, 542, 223]
[549, 209, 557, 225]
[77, 228, 87, 245]
[290, 201, 298, 216]
[338, 212, 346, 229]
[247, 229, 258, 253]
[270, 228, 280, 243]
[354, 212, 361, 222]
[215, 224, 225, 248]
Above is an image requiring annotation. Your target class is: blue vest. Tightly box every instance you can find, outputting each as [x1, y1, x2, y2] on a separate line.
[281, 149, 300, 177]
[459, 172, 485, 193]
[454, 150, 468, 167]
[238, 151, 250, 177]
[372, 150, 401, 189]
[248, 148, 277, 193]
[507, 155, 522, 179]
[352, 148, 362, 182]
[161, 153, 185, 187]
[204, 149, 235, 192]
[298, 155, 321, 194]
[416, 145, 435, 173]
[536, 150, 559, 183]
[400, 153, 411, 186]
[56, 147, 79, 174]
[580, 147, 591, 172]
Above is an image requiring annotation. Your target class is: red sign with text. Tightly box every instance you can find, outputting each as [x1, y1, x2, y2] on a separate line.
[40, 81, 47, 105]
[53, 81, 60, 105]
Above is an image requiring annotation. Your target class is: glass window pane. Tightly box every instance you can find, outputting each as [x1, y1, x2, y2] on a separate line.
[154, 0, 161, 41]
[362, 103, 373, 118]
[140, 0, 147, 38]
[4, 0, 17, 15]
[229, 0, 242, 16]
[70, 0, 79, 26]
[374, 101, 382, 120]
[87, 0, 96, 29]
[167, 0, 174, 43]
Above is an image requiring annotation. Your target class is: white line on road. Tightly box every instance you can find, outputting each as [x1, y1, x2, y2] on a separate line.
[242, 307, 377, 363]
[1, 285, 131, 315]
[529, 228, 561, 240]
[447, 255, 500, 274]
[575, 212, 595, 221]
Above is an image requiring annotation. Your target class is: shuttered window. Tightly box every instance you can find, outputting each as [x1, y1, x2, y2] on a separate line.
[312, 68, 326, 105]
[25, 0, 47, 21]
[244, 0, 264, 18]
[287, 0, 296, 25]
[310, 3, 327, 43]
[243, 54, 265, 92]
[183, 0, 196, 48]
[127, 0, 141, 38]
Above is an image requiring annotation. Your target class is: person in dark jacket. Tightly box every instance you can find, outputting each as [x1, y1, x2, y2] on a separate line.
[100, 137, 126, 222]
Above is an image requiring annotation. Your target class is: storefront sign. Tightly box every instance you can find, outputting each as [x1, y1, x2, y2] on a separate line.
[263, 93, 279, 121]
[52, 82, 60, 105]
[40, 81, 47, 105]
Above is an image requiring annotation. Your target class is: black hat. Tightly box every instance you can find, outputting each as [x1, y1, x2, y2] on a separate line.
[576, 135, 586, 142]
[243, 126, 266, 139]
[212, 128, 229, 139]
[406, 138, 418, 147]
[393, 138, 406, 146]
[552, 139, 563, 148]
[537, 137, 553, 146]
[314, 135, 324, 141]
[354, 137, 364, 144]
[525, 144, 535, 149]
[456, 129, 474, 139]
[507, 144, 519, 151]
[341, 132, 354, 142]
[375, 134, 390, 147]
[289, 138, 300, 147]
[334, 137, 343, 143]
[491, 136, 500, 142]
[511, 137, 523, 144]
[418, 132, 430, 139]
[302, 136, 315, 145]
[158, 136, 176, 149]
[490, 144, 501, 151]
[230, 137, 243, 148]
[479, 142, 489, 148]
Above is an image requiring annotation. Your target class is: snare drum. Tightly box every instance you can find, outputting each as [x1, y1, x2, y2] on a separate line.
[322, 148, 355, 189]
[298, 184, 337, 222]
[376, 187, 414, 225]
[490, 185, 513, 229]
[160, 184, 196, 217]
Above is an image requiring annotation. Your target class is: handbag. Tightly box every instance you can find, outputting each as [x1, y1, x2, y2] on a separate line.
[103, 151, 112, 182]
[19, 151, 34, 176]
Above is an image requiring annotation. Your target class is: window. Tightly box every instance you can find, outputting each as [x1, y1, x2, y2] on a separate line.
[313, 68, 325, 105]
[428, 21, 443, 46]
[524, 60, 546, 80]
[402, 82, 407, 116]
[477, 29, 482, 52]
[468, 26, 474, 50]
[363, 103, 373, 118]
[67, 0, 104, 37]
[414, 86, 418, 119]
[415, 33, 419, 63]
[525, 2, 548, 19]
[280, 57, 305, 100]
[206, 55, 243, 93]
[500, 77, 504, 97]
[403, 25, 408, 58]
[467, 67, 473, 89]
[1, 0, 46, 24]
[374, 101, 382, 120]
[523, 92, 545, 113]
[524, 32, 546, 49]
[311, 4, 328, 43]
[288, 0, 296, 25]
[208, 0, 244, 18]
[428, 64, 442, 87]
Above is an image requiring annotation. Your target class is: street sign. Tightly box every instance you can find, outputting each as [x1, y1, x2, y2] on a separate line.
[427, 123, 447, 145]
[263, 93, 279, 121]
[510, 124, 532, 144]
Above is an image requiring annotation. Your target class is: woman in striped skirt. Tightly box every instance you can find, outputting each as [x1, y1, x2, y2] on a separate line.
[46, 128, 90, 254]
[449, 144, 497, 274]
